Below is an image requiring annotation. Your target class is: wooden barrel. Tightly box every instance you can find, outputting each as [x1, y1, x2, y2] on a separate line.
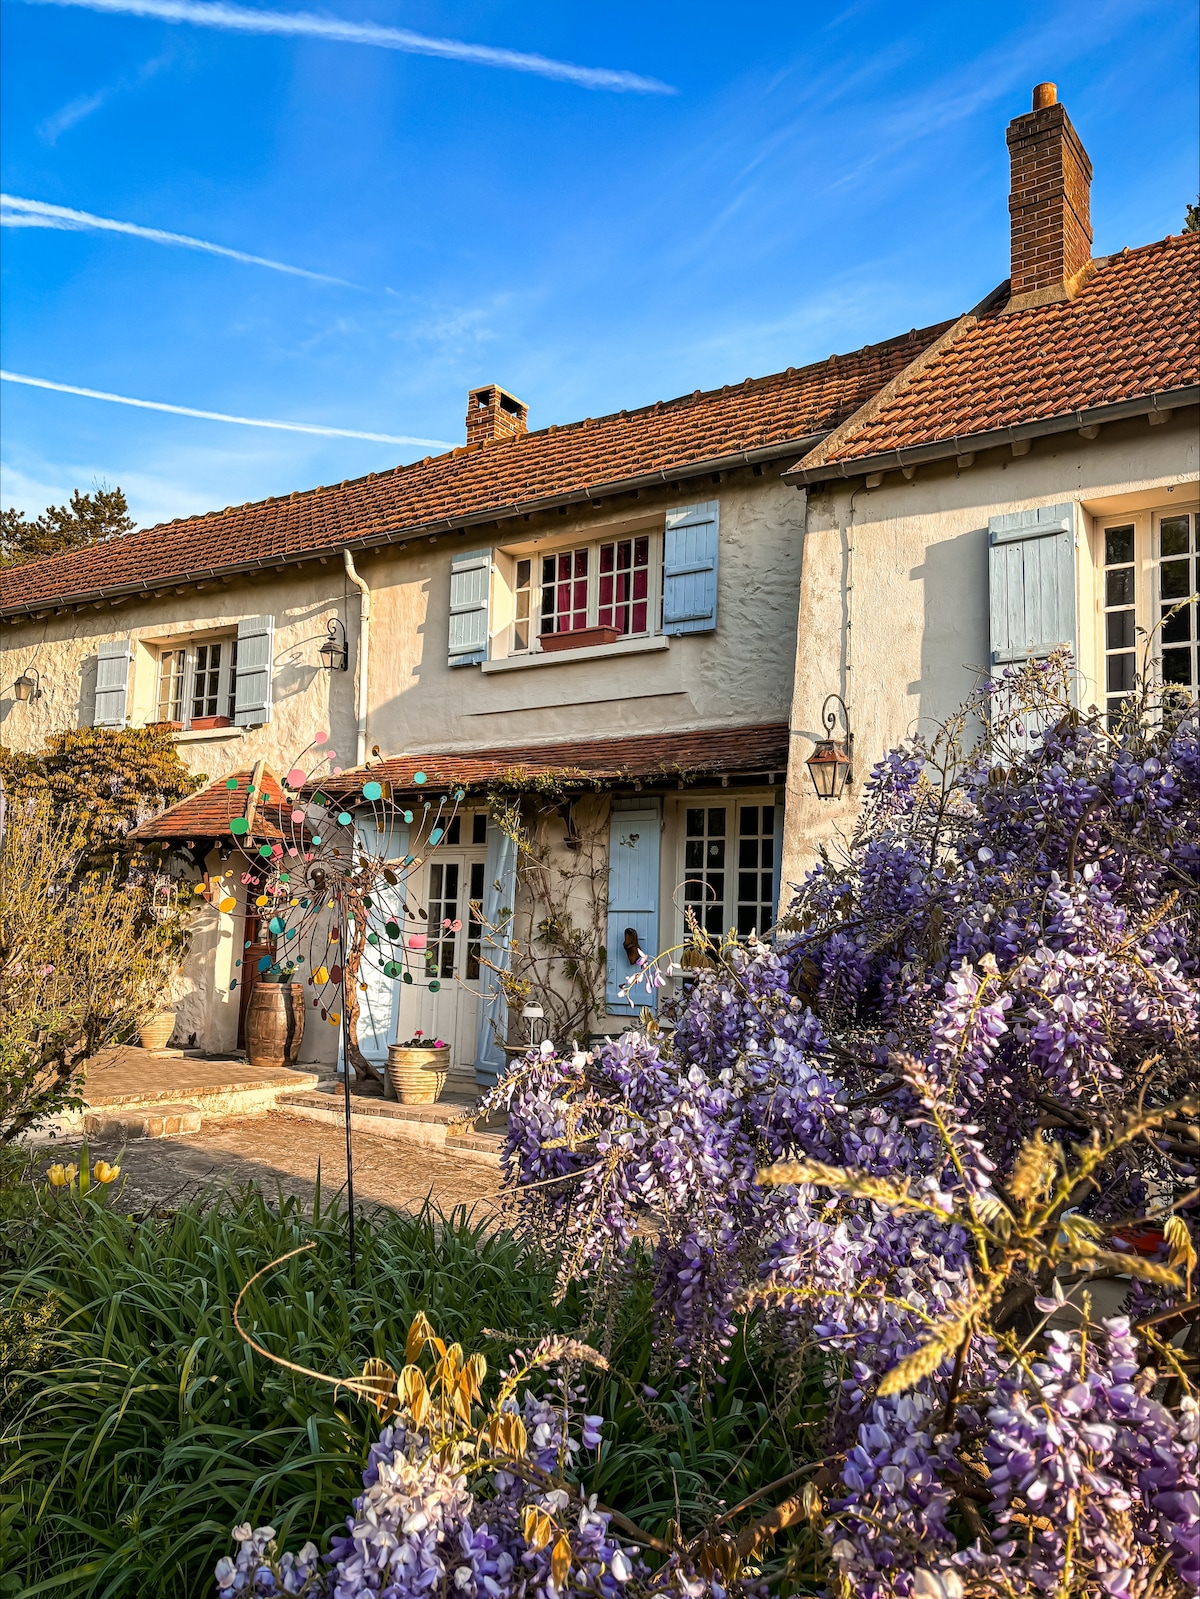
[246, 983, 292, 1070]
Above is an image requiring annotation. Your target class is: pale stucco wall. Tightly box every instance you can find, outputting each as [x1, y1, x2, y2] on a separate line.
[1, 469, 804, 1067]
[1, 471, 802, 775]
[781, 411, 1200, 896]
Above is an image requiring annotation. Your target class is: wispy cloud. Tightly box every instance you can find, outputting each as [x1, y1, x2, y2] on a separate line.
[38, 49, 171, 142]
[0, 370, 453, 447]
[16, 0, 675, 93]
[0, 195, 352, 284]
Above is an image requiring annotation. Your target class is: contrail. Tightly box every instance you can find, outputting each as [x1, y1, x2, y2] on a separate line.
[1, 195, 353, 284]
[0, 371, 454, 448]
[15, 0, 675, 94]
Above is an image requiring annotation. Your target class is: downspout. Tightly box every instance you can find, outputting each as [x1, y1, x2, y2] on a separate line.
[343, 550, 370, 767]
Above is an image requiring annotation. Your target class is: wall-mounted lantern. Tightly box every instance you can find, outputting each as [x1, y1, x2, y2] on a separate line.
[320, 618, 349, 672]
[805, 693, 854, 801]
[12, 667, 43, 703]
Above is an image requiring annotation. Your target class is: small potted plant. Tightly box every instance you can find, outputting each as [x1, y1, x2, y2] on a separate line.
[386, 1031, 450, 1104]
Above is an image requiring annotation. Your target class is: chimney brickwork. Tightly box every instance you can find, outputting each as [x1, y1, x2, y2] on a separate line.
[1005, 83, 1094, 313]
[466, 384, 529, 446]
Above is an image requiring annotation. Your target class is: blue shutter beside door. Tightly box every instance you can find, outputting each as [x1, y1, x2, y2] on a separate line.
[606, 804, 661, 1013]
[233, 615, 275, 726]
[475, 819, 517, 1085]
[448, 549, 491, 667]
[988, 503, 1077, 667]
[93, 638, 132, 728]
[663, 502, 719, 635]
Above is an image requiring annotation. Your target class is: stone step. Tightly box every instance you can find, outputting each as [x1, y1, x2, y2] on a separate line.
[85, 1102, 203, 1140]
[283, 1090, 503, 1166]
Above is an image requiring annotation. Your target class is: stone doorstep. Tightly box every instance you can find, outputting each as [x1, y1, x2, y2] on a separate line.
[283, 1091, 503, 1168]
[84, 1103, 203, 1140]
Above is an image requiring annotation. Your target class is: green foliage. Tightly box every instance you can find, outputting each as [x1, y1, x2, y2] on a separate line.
[0, 1184, 815, 1597]
[0, 484, 135, 568]
[0, 798, 189, 1143]
[0, 725, 202, 863]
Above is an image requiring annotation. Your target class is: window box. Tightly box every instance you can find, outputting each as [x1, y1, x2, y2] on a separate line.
[538, 624, 621, 654]
[190, 715, 233, 730]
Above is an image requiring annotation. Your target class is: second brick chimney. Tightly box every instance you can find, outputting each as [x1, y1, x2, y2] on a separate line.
[466, 384, 528, 446]
[1005, 82, 1094, 313]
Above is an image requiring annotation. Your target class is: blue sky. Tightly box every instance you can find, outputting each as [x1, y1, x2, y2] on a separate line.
[2, 0, 1197, 531]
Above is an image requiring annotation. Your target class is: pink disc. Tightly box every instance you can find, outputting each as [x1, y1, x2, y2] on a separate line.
[292, 809, 306, 824]
[314, 731, 328, 745]
[286, 767, 307, 787]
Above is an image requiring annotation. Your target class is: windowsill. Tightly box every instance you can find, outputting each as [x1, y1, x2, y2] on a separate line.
[168, 724, 249, 744]
[481, 635, 670, 674]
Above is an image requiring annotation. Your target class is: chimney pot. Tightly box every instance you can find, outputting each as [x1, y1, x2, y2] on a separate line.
[1032, 81, 1057, 109]
[466, 383, 528, 446]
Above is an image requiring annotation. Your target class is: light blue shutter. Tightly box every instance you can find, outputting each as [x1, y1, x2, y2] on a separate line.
[353, 815, 409, 1067]
[448, 549, 491, 667]
[93, 638, 132, 728]
[475, 819, 517, 1086]
[663, 501, 719, 635]
[233, 615, 275, 726]
[606, 803, 661, 1013]
[988, 504, 1077, 666]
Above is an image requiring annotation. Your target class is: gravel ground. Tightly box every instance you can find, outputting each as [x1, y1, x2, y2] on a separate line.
[49, 1109, 509, 1219]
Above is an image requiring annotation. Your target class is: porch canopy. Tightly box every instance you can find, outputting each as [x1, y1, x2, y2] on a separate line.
[130, 762, 293, 846]
[320, 722, 791, 797]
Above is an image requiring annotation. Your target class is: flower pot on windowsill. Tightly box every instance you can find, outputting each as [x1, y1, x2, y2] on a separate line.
[538, 625, 621, 654]
[190, 715, 233, 730]
[386, 1045, 450, 1105]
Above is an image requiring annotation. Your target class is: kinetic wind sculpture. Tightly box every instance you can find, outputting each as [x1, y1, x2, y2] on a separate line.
[222, 731, 466, 1282]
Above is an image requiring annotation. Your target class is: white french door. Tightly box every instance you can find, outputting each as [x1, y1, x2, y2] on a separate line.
[395, 849, 488, 1072]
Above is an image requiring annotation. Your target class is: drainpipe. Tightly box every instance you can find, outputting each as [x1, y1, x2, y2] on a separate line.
[342, 550, 370, 767]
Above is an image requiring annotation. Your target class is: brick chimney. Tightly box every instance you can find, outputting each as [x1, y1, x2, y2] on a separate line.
[1005, 82, 1094, 313]
[465, 384, 528, 446]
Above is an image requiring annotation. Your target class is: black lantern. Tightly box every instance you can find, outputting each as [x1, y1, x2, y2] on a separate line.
[320, 618, 349, 672]
[806, 694, 853, 800]
[12, 667, 42, 703]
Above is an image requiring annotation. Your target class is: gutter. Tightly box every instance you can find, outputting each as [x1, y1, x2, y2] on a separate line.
[342, 550, 370, 767]
[785, 386, 1200, 486]
[0, 433, 828, 620]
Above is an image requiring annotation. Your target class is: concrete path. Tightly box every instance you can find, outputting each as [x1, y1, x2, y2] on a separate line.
[67, 1108, 509, 1218]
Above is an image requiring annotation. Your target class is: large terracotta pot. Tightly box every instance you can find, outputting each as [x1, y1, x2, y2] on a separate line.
[246, 982, 305, 1070]
[138, 1010, 175, 1050]
[386, 1046, 450, 1105]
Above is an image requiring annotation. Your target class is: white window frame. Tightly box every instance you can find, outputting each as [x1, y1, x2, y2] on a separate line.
[500, 528, 664, 656]
[1095, 500, 1199, 724]
[666, 789, 782, 955]
[153, 634, 239, 729]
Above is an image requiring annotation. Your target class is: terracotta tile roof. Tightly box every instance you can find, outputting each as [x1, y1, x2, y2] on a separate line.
[0, 326, 951, 613]
[792, 234, 1199, 478]
[132, 765, 292, 841]
[325, 724, 791, 795]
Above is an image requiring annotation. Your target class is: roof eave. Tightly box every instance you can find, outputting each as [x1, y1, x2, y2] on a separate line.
[0, 432, 829, 620]
[784, 386, 1199, 486]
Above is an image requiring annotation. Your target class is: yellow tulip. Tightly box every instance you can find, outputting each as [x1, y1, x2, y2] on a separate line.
[94, 1160, 121, 1185]
[47, 1162, 68, 1186]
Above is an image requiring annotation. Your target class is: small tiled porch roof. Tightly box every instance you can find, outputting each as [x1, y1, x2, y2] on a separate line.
[325, 724, 791, 795]
[131, 765, 292, 842]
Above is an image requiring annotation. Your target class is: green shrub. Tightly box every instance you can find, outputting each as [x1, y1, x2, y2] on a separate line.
[1, 1183, 813, 1597]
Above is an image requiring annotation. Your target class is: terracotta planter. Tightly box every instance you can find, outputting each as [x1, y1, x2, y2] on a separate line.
[138, 1010, 176, 1050]
[246, 981, 305, 1070]
[538, 625, 620, 654]
[386, 1045, 450, 1105]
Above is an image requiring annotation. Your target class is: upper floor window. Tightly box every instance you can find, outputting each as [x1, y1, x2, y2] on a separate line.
[511, 535, 655, 650]
[1099, 505, 1198, 726]
[155, 637, 238, 728]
